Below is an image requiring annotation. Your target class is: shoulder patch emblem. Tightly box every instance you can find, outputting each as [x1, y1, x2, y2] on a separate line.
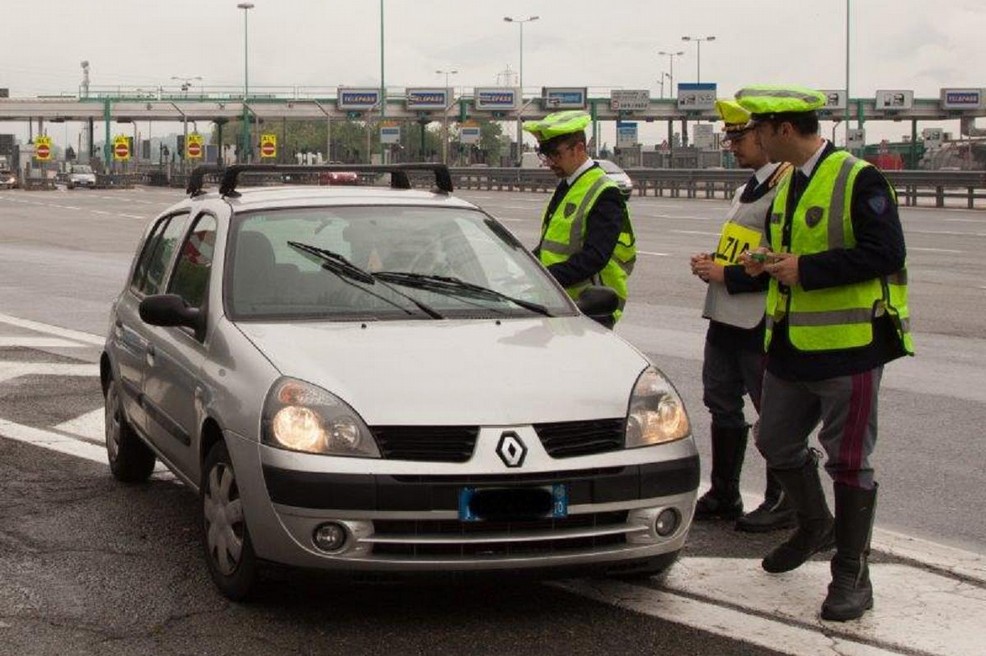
[805, 206, 825, 228]
[867, 194, 889, 215]
[564, 202, 577, 217]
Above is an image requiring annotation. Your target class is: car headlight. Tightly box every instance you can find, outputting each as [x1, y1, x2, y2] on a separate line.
[625, 366, 690, 448]
[262, 378, 380, 458]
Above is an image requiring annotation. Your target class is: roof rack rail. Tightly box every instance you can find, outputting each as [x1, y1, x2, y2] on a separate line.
[185, 163, 454, 198]
[185, 165, 225, 197]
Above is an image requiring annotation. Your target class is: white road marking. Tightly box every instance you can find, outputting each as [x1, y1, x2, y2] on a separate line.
[120, 214, 146, 219]
[638, 250, 671, 257]
[0, 361, 97, 384]
[0, 313, 104, 345]
[558, 557, 986, 656]
[53, 408, 104, 444]
[556, 577, 901, 656]
[908, 229, 986, 237]
[0, 337, 86, 348]
[0, 417, 107, 464]
[671, 229, 721, 236]
[909, 247, 964, 253]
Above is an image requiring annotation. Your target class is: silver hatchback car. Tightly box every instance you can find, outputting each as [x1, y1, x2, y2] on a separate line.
[101, 164, 698, 600]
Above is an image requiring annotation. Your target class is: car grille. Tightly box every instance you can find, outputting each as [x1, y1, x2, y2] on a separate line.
[369, 418, 624, 464]
[370, 511, 631, 557]
[371, 425, 479, 463]
[534, 418, 625, 458]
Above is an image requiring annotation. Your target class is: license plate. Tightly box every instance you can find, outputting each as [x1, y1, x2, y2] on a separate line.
[458, 484, 568, 522]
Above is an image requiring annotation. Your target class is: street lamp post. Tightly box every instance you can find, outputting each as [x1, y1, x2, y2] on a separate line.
[436, 69, 458, 164]
[171, 75, 203, 98]
[680, 36, 716, 83]
[658, 50, 684, 96]
[236, 2, 254, 163]
[504, 15, 539, 166]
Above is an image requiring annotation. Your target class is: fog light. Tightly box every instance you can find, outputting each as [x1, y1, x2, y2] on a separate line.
[313, 522, 347, 552]
[654, 508, 680, 537]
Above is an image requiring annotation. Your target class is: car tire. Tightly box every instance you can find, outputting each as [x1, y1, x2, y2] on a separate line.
[202, 441, 258, 601]
[105, 378, 156, 483]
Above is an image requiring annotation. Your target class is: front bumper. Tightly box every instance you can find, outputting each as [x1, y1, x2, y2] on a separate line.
[226, 427, 699, 573]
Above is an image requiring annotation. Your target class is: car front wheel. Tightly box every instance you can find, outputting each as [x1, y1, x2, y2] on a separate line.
[202, 441, 258, 601]
[105, 378, 156, 482]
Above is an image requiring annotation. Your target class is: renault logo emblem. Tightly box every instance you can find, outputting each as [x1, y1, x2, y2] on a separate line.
[496, 431, 527, 468]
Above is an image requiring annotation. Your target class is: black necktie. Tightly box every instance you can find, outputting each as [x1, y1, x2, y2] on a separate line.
[789, 170, 809, 212]
[545, 180, 570, 220]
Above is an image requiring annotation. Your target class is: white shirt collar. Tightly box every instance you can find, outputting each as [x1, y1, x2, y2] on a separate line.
[800, 139, 828, 177]
[566, 157, 595, 185]
[754, 162, 782, 185]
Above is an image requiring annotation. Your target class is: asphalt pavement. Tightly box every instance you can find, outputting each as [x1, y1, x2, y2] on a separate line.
[0, 184, 984, 655]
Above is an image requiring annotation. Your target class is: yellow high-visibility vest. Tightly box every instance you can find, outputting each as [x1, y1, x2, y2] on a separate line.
[765, 151, 912, 353]
[538, 166, 636, 322]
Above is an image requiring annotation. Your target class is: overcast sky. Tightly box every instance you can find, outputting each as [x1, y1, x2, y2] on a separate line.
[4, 0, 985, 148]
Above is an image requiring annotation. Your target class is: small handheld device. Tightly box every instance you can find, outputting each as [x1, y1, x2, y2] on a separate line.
[749, 252, 771, 263]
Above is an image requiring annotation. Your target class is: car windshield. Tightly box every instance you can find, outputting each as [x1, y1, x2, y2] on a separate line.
[226, 205, 577, 321]
[71, 165, 94, 174]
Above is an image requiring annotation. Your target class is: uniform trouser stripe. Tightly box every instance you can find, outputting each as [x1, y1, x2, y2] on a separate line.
[838, 370, 875, 488]
[755, 367, 881, 489]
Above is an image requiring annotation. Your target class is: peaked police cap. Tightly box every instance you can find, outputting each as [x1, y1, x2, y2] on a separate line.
[523, 110, 592, 142]
[714, 99, 752, 133]
[734, 85, 826, 119]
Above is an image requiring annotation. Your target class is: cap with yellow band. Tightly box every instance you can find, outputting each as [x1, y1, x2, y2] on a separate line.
[734, 85, 827, 121]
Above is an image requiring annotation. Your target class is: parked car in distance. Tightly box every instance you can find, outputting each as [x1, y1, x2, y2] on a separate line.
[596, 159, 634, 199]
[101, 163, 698, 600]
[319, 163, 359, 185]
[57, 163, 97, 189]
[0, 169, 17, 189]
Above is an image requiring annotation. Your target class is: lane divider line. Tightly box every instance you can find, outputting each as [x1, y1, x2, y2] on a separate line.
[0, 313, 105, 346]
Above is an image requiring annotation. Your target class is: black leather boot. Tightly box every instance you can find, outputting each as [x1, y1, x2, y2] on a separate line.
[821, 483, 877, 621]
[762, 455, 835, 573]
[735, 469, 798, 533]
[694, 425, 747, 521]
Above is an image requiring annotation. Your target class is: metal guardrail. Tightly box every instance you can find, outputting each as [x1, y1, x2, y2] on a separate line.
[448, 167, 986, 209]
[43, 165, 983, 210]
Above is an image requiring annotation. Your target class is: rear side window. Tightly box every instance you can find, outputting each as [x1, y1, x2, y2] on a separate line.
[131, 213, 191, 296]
[168, 214, 217, 309]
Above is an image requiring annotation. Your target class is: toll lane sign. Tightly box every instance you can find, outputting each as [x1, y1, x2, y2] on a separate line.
[34, 136, 53, 161]
[113, 135, 130, 161]
[260, 134, 277, 159]
[186, 133, 204, 159]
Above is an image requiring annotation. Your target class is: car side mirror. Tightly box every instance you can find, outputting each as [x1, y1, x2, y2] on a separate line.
[139, 294, 203, 334]
[576, 286, 618, 329]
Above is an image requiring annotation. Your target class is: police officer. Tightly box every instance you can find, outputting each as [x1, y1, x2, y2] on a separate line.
[690, 99, 796, 533]
[523, 111, 636, 325]
[736, 85, 912, 621]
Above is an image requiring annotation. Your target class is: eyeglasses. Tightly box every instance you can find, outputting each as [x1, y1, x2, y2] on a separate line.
[536, 142, 572, 160]
[721, 130, 752, 148]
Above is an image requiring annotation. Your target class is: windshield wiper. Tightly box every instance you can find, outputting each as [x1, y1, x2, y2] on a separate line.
[287, 241, 375, 283]
[372, 271, 552, 317]
[286, 241, 443, 319]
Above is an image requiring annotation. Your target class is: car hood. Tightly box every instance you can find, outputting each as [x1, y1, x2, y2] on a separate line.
[235, 317, 649, 425]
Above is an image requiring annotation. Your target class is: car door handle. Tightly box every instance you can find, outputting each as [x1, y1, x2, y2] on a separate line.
[146, 344, 156, 366]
